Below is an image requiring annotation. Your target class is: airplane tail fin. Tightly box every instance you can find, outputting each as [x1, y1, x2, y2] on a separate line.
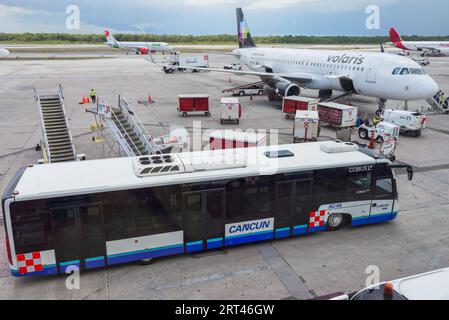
[236, 8, 256, 49]
[104, 30, 117, 44]
[389, 28, 403, 43]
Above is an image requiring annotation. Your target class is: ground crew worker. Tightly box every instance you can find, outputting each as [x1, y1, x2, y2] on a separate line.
[372, 111, 381, 126]
[440, 93, 447, 108]
[90, 89, 97, 104]
[363, 114, 370, 126]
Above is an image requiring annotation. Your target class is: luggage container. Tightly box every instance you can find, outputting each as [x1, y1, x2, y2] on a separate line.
[293, 110, 320, 143]
[282, 96, 319, 119]
[208, 130, 266, 150]
[318, 102, 358, 128]
[220, 97, 242, 124]
[178, 94, 211, 117]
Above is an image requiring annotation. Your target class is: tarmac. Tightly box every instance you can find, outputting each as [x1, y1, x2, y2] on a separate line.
[1, 47, 449, 299]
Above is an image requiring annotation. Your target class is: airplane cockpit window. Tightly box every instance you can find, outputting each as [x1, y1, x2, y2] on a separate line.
[392, 67, 401, 75]
[400, 68, 410, 75]
[410, 68, 425, 75]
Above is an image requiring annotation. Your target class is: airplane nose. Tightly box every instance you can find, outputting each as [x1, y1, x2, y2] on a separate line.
[425, 77, 439, 98]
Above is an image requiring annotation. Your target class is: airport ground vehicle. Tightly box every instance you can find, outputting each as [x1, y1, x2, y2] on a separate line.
[318, 102, 358, 128]
[293, 111, 320, 143]
[333, 267, 449, 300]
[413, 57, 430, 66]
[177, 94, 211, 117]
[2, 141, 412, 277]
[220, 97, 242, 124]
[232, 84, 264, 97]
[382, 109, 427, 137]
[163, 55, 209, 74]
[224, 63, 242, 71]
[282, 97, 319, 119]
[358, 122, 400, 143]
[208, 130, 266, 150]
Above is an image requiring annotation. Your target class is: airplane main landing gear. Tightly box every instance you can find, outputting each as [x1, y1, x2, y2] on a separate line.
[319, 89, 333, 99]
[378, 98, 387, 113]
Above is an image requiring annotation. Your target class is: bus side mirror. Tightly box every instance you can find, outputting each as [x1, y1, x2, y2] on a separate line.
[407, 167, 414, 181]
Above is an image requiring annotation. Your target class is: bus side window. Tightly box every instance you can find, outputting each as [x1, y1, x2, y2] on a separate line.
[225, 176, 275, 223]
[374, 179, 393, 198]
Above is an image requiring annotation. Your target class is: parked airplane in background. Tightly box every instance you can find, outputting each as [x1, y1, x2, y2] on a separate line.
[105, 30, 173, 54]
[389, 27, 449, 57]
[0, 48, 10, 58]
[157, 8, 438, 104]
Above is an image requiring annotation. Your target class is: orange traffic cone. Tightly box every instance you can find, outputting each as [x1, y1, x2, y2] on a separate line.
[87, 97, 91, 103]
[148, 94, 155, 103]
[80, 96, 86, 104]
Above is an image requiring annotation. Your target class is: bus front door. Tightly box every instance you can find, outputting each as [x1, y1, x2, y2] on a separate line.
[370, 177, 396, 223]
[183, 189, 225, 253]
[275, 180, 312, 238]
[51, 204, 106, 273]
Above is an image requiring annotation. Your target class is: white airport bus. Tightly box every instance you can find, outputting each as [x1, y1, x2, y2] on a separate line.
[2, 141, 412, 276]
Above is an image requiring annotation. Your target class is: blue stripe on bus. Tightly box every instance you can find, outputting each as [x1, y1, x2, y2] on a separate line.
[293, 225, 308, 236]
[85, 256, 105, 269]
[11, 264, 57, 277]
[225, 230, 273, 246]
[107, 244, 184, 265]
[309, 226, 327, 233]
[60, 260, 80, 273]
[370, 212, 398, 224]
[186, 241, 203, 253]
[207, 238, 223, 250]
[352, 212, 399, 226]
[275, 228, 290, 239]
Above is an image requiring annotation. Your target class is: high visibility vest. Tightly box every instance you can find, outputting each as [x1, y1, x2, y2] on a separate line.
[90, 90, 96, 97]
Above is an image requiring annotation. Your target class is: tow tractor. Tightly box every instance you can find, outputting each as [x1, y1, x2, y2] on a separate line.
[358, 121, 400, 143]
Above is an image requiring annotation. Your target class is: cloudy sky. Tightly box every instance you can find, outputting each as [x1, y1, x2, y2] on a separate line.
[0, 0, 448, 36]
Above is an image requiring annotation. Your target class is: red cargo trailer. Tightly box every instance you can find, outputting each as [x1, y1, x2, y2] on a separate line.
[208, 130, 266, 150]
[318, 102, 358, 128]
[178, 94, 211, 117]
[282, 97, 319, 119]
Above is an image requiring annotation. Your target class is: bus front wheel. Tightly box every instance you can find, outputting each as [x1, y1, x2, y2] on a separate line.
[327, 213, 346, 231]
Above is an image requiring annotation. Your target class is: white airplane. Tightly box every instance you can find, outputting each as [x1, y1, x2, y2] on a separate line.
[105, 30, 173, 54]
[157, 8, 438, 103]
[388, 27, 449, 57]
[0, 47, 10, 58]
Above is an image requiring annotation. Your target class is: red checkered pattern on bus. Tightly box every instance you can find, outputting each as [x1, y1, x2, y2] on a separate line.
[17, 252, 43, 274]
[309, 210, 326, 228]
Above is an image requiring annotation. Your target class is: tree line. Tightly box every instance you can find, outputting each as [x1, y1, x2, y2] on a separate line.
[1, 33, 448, 44]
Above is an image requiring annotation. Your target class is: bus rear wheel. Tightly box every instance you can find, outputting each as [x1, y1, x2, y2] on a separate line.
[327, 213, 346, 231]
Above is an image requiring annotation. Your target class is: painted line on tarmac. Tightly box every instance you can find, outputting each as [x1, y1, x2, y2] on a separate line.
[257, 243, 313, 300]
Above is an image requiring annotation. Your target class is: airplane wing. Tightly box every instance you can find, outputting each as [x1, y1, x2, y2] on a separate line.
[147, 56, 313, 84]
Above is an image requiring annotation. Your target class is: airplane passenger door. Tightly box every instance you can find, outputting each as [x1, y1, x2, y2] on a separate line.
[366, 58, 383, 83]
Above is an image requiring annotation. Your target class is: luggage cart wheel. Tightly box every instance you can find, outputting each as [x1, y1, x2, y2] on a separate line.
[206, 112, 211, 117]
[183, 112, 187, 118]
[285, 115, 290, 120]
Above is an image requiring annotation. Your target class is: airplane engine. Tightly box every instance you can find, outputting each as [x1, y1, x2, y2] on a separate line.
[139, 48, 150, 55]
[276, 83, 301, 97]
[264, 83, 300, 101]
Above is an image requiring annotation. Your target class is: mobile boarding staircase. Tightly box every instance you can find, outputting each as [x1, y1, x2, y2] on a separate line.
[426, 91, 449, 114]
[34, 85, 78, 163]
[90, 95, 162, 157]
